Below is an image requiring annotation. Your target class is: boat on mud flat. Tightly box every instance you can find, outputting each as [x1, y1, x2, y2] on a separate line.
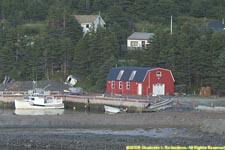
[15, 95, 64, 109]
[143, 97, 173, 112]
[104, 105, 127, 114]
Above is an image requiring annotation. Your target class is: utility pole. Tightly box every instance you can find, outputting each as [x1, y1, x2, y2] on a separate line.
[170, 15, 173, 35]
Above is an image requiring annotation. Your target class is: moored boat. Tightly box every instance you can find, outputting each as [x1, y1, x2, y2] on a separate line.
[15, 95, 64, 109]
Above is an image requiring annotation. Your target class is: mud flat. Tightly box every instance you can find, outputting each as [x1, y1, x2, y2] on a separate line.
[1, 95, 225, 149]
[0, 127, 224, 150]
[0, 111, 225, 149]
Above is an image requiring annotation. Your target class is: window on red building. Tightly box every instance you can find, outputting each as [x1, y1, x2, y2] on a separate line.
[126, 82, 130, 89]
[111, 81, 115, 89]
[156, 71, 162, 77]
[119, 81, 122, 89]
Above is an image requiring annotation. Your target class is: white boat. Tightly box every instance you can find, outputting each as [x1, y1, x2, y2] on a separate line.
[104, 105, 127, 114]
[143, 98, 173, 112]
[15, 95, 64, 109]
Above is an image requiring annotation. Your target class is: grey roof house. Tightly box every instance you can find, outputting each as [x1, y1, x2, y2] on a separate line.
[127, 32, 154, 50]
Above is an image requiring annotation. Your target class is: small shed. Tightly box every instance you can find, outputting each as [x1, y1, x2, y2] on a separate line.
[106, 66, 175, 96]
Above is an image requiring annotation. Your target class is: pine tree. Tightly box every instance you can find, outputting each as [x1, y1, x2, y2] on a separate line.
[214, 50, 225, 95]
[0, 22, 17, 79]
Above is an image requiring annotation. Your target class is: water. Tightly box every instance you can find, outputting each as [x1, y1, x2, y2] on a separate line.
[0, 105, 194, 116]
[0, 108, 13, 115]
[51, 128, 191, 138]
[0, 107, 104, 116]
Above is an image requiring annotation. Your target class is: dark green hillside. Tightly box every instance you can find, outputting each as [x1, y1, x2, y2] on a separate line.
[1, 0, 225, 94]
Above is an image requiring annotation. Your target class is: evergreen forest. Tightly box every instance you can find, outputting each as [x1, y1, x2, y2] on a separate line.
[1, 0, 225, 95]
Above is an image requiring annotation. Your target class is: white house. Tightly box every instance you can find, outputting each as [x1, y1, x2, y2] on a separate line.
[74, 14, 106, 35]
[127, 32, 154, 50]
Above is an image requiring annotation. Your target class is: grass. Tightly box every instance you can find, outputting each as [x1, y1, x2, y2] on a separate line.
[19, 22, 47, 36]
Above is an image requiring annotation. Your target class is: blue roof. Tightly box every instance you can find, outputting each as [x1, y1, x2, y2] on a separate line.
[207, 21, 225, 33]
[106, 66, 154, 82]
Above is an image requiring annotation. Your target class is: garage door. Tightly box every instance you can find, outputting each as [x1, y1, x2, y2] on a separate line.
[152, 83, 165, 96]
[137, 84, 142, 95]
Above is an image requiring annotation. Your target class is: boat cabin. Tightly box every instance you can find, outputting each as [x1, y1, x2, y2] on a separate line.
[26, 96, 61, 106]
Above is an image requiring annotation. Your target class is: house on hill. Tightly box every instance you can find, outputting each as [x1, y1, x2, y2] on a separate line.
[127, 32, 154, 50]
[106, 66, 175, 96]
[206, 20, 225, 33]
[74, 14, 106, 35]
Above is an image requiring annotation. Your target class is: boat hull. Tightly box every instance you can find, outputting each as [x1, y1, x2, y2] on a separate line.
[15, 99, 64, 109]
[149, 98, 173, 109]
[143, 98, 173, 112]
[104, 105, 126, 114]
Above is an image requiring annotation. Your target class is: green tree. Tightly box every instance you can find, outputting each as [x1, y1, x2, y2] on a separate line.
[26, 0, 48, 21]
[0, 22, 21, 79]
[214, 50, 225, 95]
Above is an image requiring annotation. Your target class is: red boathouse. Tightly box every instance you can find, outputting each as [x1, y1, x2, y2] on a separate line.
[106, 66, 175, 96]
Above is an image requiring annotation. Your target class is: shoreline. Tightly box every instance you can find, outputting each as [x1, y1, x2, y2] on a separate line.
[0, 111, 224, 128]
[1, 94, 225, 111]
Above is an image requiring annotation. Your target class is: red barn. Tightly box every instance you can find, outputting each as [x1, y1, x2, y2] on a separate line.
[106, 66, 175, 96]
